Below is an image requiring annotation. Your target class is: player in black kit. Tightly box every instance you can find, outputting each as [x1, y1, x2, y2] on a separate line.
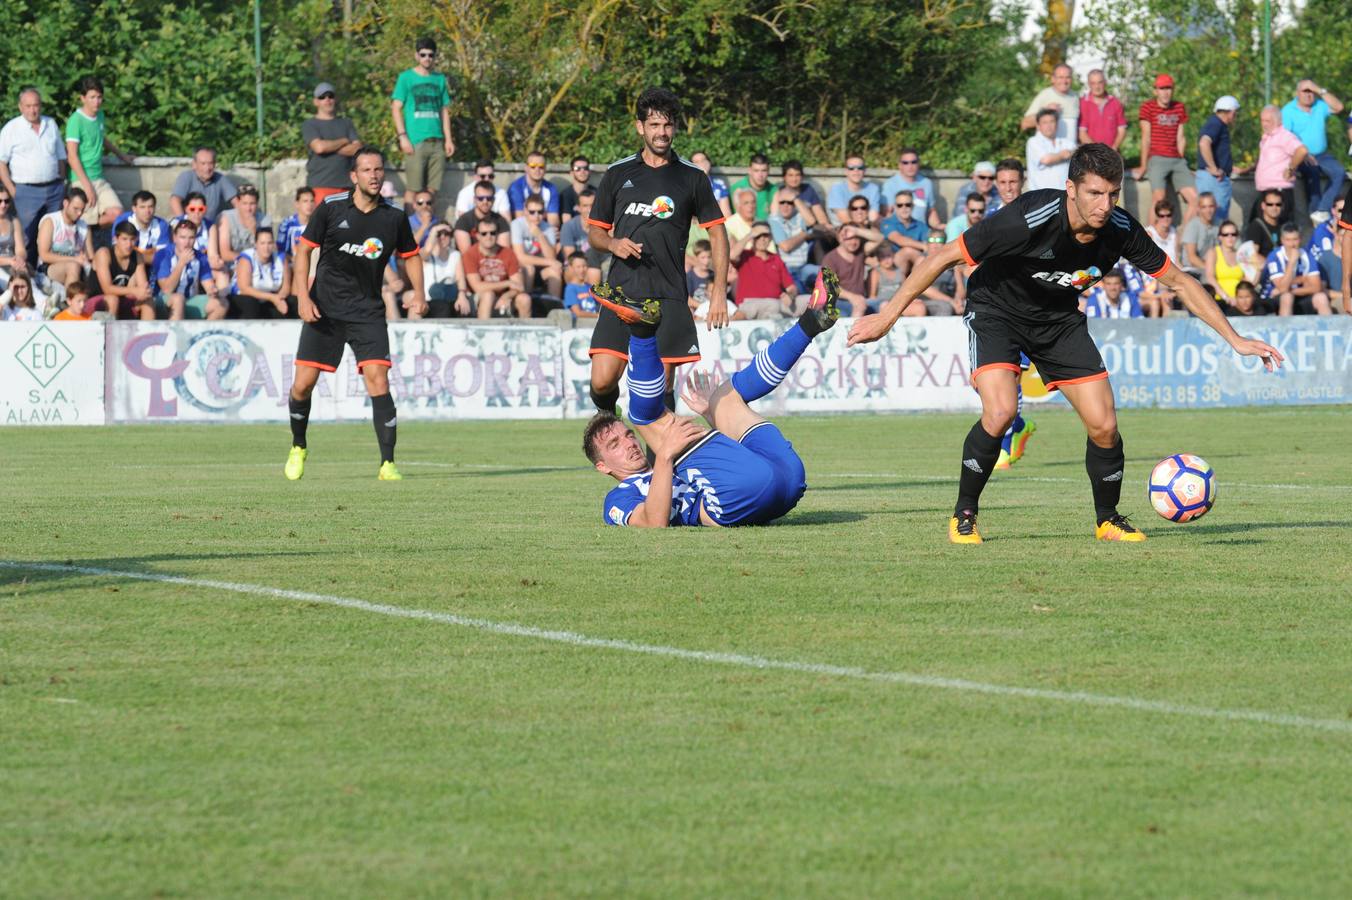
[849, 143, 1283, 544]
[586, 87, 729, 416]
[284, 146, 425, 481]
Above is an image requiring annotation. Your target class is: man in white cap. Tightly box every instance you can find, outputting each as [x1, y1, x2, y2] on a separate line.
[954, 160, 1002, 213]
[1196, 95, 1240, 219]
[302, 82, 361, 202]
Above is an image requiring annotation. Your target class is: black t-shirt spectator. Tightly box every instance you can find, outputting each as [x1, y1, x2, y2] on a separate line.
[1244, 218, 1279, 258]
[453, 210, 510, 240]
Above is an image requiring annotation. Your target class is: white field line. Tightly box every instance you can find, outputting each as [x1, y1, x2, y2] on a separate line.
[5, 559, 1350, 736]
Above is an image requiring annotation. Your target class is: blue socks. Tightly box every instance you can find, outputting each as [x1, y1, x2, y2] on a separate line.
[1002, 382, 1025, 452]
[731, 323, 811, 402]
[625, 335, 667, 424]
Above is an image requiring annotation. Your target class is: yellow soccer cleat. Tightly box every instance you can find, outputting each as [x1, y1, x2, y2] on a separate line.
[948, 510, 983, 544]
[377, 461, 403, 481]
[1009, 418, 1037, 464]
[994, 448, 1012, 470]
[284, 446, 307, 481]
[1095, 514, 1146, 542]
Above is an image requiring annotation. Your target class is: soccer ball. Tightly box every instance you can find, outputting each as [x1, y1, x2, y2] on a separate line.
[1148, 454, 1216, 522]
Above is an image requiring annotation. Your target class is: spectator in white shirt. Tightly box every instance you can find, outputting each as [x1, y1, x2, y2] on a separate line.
[0, 87, 68, 257]
[454, 159, 510, 217]
[1026, 108, 1075, 191]
[1144, 200, 1180, 265]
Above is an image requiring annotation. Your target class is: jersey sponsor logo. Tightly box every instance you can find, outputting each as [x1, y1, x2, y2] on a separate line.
[339, 237, 384, 259]
[623, 195, 675, 219]
[609, 505, 626, 525]
[1032, 265, 1102, 291]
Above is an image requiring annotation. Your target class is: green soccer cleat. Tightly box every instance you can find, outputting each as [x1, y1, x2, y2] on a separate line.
[377, 461, 403, 481]
[284, 446, 307, 481]
[591, 282, 662, 327]
[1009, 418, 1037, 464]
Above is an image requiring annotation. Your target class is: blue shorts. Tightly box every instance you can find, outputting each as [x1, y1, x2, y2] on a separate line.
[674, 423, 807, 526]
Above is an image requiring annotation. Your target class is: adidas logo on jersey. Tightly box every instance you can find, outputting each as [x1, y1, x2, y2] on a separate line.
[1039, 249, 1055, 259]
[339, 238, 384, 259]
[337, 219, 350, 229]
[963, 458, 984, 474]
[623, 195, 675, 219]
[622, 179, 635, 188]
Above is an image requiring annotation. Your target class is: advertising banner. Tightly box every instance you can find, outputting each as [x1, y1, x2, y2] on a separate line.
[561, 317, 983, 418]
[106, 321, 564, 423]
[1088, 317, 1352, 408]
[0, 322, 104, 425]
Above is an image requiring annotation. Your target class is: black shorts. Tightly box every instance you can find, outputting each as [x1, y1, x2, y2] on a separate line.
[589, 297, 701, 364]
[296, 318, 391, 372]
[963, 302, 1105, 391]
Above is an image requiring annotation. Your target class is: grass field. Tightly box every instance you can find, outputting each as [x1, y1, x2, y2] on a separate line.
[4, 406, 1352, 897]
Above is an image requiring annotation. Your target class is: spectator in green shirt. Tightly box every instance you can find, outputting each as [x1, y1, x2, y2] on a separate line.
[65, 76, 133, 228]
[391, 37, 455, 212]
[729, 153, 775, 220]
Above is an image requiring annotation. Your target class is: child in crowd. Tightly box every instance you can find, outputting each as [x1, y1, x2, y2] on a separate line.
[866, 244, 905, 313]
[686, 239, 714, 320]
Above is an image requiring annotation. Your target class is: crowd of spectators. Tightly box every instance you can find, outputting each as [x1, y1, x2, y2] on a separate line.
[1, 46, 1350, 325]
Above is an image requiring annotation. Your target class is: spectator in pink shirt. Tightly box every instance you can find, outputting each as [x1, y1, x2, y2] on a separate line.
[1078, 69, 1126, 149]
[1252, 105, 1307, 226]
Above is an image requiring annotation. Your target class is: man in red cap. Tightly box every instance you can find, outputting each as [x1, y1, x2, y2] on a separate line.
[1134, 74, 1197, 226]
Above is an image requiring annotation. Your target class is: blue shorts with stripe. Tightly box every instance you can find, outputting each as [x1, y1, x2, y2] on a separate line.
[674, 423, 807, 526]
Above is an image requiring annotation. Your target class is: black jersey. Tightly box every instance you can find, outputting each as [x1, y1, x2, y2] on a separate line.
[958, 189, 1169, 319]
[588, 150, 724, 302]
[1339, 180, 1352, 233]
[299, 191, 418, 322]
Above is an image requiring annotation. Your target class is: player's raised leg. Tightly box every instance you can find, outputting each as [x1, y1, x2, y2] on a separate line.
[952, 366, 1019, 543]
[1056, 377, 1143, 541]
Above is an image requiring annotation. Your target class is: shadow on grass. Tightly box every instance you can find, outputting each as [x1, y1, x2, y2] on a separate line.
[1157, 520, 1349, 537]
[775, 510, 869, 526]
[0, 551, 329, 597]
[812, 480, 948, 493]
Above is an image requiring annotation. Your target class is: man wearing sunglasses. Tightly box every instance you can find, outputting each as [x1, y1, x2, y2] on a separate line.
[391, 37, 454, 212]
[828, 155, 881, 226]
[849, 143, 1283, 544]
[451, 180, 511, 255]
[954, 161, 1002, 214]
[881, 149, 941, 228]
[453, 160, 510, 217]
[302, 82, 360, 203]
[507, 152, 560, 227]
[559, 156, 593, 223]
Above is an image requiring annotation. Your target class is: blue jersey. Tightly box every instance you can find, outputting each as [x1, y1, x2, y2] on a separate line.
[169, 214, 214, 254]
[604, 472, 705, 527]
[277, 213, 305, 256]
[113, 211, 170, 256]
[151, 245, 214, 297]
[564, 283, 597, 313]
[507, 176, 559, 215]
[1260, 247, 1317, 299]
[1307, 221, 1337, 263]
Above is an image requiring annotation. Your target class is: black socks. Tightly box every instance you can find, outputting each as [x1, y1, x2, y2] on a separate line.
[590, 385, 620, 413]
[1086, 436, 1125, 524]
[955, 420, 1004, 516]
[371, 393, 397, 464]
[288, 395, 310, 449]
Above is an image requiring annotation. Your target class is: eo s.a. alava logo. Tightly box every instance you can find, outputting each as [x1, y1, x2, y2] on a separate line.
[622, 196, 676, 219]
[339, 237, 384, 258]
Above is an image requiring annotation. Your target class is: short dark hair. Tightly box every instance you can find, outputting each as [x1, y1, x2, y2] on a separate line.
[1262, 189, 1284, 205]
[749, 153, 769, 167]
[64, 185, 87, 204]
[583, 412, 624, 464]
[1102, 268, 1125, 282]
[415, 37, 437, 53]
[113, 221, 139, 240]
[184, 191, 207, 208]
[1036, 107, 1059, 123]
[1235, 280, 1256, 296]
[692, 239, 711, 254]
[571, 155, 589, 167]
[474, 179, 496, 194]
[131, 190, 156, 206]
[1280, 222, 1302, 238]
[966, 196, 987, 209]
[295, 186, 315, 200]
[174, 218, 198, 235]
[236, 184, 260, 200]
[525, 192, 544, 209]
[1154, 199, 1174, 216]
[256, 226, 274, 238]
[995, 157, 1025, 176]
[350, 145, 385, 169]
[578, 186, 597, 200]
[76, 76, 103, 95]
[635, 87, 683, 126]
[1068, 143, 1124, 186]
[898, 147, 920, 160]
[782, 159, 804, 175]
[567, 251, 587, 264]
[474, 158, 494, 171]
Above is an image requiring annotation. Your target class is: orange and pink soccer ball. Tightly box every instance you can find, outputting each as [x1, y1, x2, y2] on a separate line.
[1148, 453, 1216, 522]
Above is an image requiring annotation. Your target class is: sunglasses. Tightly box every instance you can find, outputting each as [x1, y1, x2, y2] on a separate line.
[475, 194, 494, 201]
[968, 208, 986, 215]
[0, 197, 10, 204]
[526, 209, 543, 215]
[849, 204, 868, 211]
[900, 159, 919, 165]
[846, 164, 866, 171]
[1220, 230, 1238, 237]
[974, 175, 993, 181]
[186, 205, 207, 213]
[527, 164, 545, 170]
[1263, 201, 1282, 208]
[777, 199, 794, 205]
[415, 200, 432, 206]
[1156, 211, 1173, 217]
[478, 230, 497, 236]
[318, 93, 335, 100]
[927, 236, 945, 244]
[417, 51, 436, 58]
[572, 165, 590, 172]
[895, 202, 913, 208]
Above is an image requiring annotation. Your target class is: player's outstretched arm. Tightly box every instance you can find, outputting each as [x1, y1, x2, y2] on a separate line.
[848, 241, 966, 346]
[626, 417, 706, 529]
[1156, 264, 1284, 371]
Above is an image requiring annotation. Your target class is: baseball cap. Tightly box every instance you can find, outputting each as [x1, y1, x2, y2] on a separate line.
[313, 82, 336, 98]
[1154, 74, 1175, 88]
[972, 160, 996, 176]
[1214, 95, 1240, 112]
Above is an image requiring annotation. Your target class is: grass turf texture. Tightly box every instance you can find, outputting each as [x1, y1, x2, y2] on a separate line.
[4, 406, 1352, 897]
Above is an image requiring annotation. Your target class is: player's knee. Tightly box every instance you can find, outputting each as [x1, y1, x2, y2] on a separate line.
[1086, 413, 1118, 446]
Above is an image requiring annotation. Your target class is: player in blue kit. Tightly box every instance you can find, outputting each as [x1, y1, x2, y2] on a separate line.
[583, 269, 840, 528]
[849, 143, 1283, 544]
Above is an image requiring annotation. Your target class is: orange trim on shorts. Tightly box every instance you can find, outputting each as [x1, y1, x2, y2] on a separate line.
[660, 354, 700, 364]
[357, 359, 392, 370]
[972, 363, 1021, 378]
[1043, 370, 1109, 391]
[585, 217, 613, 231]
[588, 347, 629, 361]
[299, 236, 320, 249]
[699, 216, 727, 229]
[956, 232, 978, 267]
[296, 359, 336, 372]
[1147, 256, 1172, 279]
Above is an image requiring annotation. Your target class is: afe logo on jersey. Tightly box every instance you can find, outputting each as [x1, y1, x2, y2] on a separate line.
[623, 195, 675, 219]
[1033, 265, 1102, 292]
[339, 238, 384, 259]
